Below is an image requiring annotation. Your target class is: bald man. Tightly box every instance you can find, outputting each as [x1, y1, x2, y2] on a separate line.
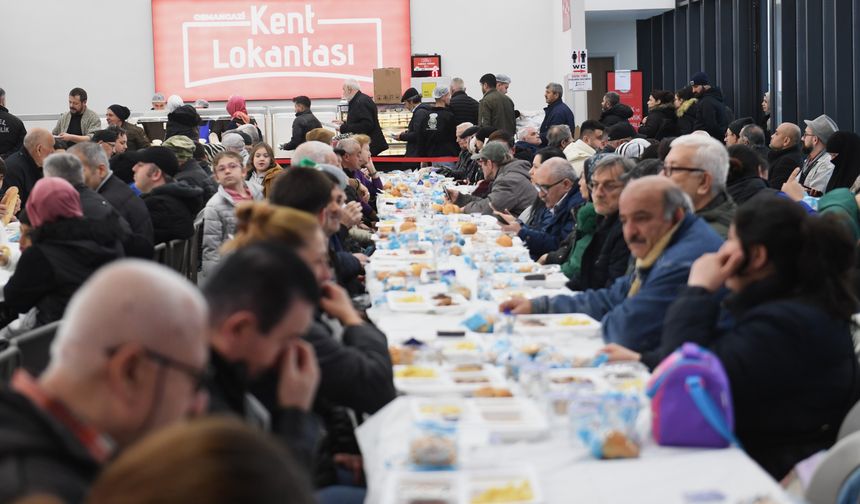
[501, 176, 723, 352]
[0, 260, 209, 503]
[2, 128, 55, 206]
[767, 122, 803, 189]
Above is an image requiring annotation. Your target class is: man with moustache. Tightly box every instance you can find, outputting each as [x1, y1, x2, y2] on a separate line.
[500, 176, 723, 353]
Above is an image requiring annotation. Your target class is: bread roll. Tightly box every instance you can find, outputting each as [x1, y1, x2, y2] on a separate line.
[496, 234, 513, 247]
[1, 187, 19, 225]
[460, 223, 478, 235]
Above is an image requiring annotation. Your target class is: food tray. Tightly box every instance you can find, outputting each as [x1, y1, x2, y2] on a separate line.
[394, 365, 509, 397]
[387, 292, 470, 315]
[513, 314, 601, 336]
[471, 397, 549, 442]
[382, 466, 543, 504]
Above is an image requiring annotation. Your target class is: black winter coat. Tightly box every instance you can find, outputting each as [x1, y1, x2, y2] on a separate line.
[282, 110, 323, 151]
[0, 384, 101, 503]
[727, 176, 769, 205]
[637, 104, 679, 140]
[1, 217, 123, 327]
[176, 159, 218, 202]
[767, 145, 803, 189]
[693, 87, 729, 140]
[417, 106, 459, 157]
[99, 173, 154, 245]
[0, 106, 26, 159]
[2, 147, 41, 206]
[449, 90, 479, 126]
[646, 280, 860, 480]
[141, 181, 204, 244]
[599, 103, 633, 127]
[567, 212, 630, 291]
[400, 103, 431, 157]
[165, 105, 201, 142]
[340, 91, 388, 156]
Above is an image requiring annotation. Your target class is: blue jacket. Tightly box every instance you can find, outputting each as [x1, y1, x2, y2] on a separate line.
[530, 213, 723, 351]
[518, 186, 584, 260]
[539, 99, 576, 146]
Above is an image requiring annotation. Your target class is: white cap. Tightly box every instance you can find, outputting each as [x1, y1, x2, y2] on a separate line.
[432, 86, 450, 100]
[496, 74, 512, 84]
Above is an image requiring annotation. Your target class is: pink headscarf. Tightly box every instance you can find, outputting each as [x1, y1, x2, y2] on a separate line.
[26, 178, 83, 228]
[226, 95, 248, 122]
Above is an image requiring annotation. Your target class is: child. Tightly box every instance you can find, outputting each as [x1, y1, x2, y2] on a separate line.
[245, 142, 283, 198]
[201, 151, 262, 276]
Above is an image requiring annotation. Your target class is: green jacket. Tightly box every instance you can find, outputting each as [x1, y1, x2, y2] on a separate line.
[478, 89, 516, 134]
[122, 122, 151, 151]
[818, 188, 860, 241]
[52, 108, 101, 137]
[561, 203, 597, 279]
[696, 190, 736, 240]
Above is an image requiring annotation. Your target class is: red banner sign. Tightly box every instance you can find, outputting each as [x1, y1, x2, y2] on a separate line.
[152, 0, 412, 101]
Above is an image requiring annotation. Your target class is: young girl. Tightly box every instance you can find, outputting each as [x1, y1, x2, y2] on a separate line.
[202, 151, 263, 276]
[245, 142, 283, 198]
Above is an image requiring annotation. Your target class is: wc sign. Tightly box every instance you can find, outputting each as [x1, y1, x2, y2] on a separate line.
[151, 0, 412, 101]
[571, 49, 588, 75]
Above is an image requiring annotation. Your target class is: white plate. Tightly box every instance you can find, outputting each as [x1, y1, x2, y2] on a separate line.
[471, 397, 549, 442]
[513, 314, 601, 335]
[387, 292, 469, 314]
[373, 248, 435, 261]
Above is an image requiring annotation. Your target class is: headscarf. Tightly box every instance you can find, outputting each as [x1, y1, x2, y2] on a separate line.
[26, 178, 83, 228]
[166, 95, 184, 114]
[226, 95, 250, 125]
[825, 132, 860, 192]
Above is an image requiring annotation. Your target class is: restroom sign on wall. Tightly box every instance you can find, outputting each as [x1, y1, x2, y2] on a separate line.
[571, 49, 588, 75]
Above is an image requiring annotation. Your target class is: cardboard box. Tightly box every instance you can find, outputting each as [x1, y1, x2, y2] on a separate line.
[373, 67, 402, 104]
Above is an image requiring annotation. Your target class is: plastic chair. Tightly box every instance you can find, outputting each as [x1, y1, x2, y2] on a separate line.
[186, 219, 204, 284]
[12, 321, 61, 377]
[153, 242, 167, 263]
[838, 400, 860, 441]
[806, 431, 860, 504]
[0, 339, 21, 382]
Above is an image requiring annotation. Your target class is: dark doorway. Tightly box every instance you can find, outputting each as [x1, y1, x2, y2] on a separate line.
[587, 57, 614, 122]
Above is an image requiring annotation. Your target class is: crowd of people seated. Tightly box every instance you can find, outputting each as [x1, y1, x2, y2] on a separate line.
[0, 67, 857, 503]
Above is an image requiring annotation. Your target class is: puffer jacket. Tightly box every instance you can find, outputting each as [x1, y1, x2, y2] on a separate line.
[201, 184, 263, 276]
[599, 103, 634, 127]
[637, 104, 679, 140]
[176, 159, 218, 202]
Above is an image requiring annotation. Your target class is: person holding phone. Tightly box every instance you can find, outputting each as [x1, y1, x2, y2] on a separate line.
[600, 195, 860, 479]
[445, 141, 533, 217]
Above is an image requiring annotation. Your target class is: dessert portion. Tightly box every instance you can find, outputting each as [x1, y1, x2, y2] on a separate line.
[396, 366, 439, 379]
[601, 430, 640, 459]
[470, 480, 534, 503]
[410, 435, 457, 468]
[473, 387, 513, 398]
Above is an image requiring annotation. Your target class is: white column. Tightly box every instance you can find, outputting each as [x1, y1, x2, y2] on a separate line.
[567, 0, 588, 127]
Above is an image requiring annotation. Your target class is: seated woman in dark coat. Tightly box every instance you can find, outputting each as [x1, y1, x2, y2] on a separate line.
[0, 178, 123, 330]
[601, 195, 860, 480]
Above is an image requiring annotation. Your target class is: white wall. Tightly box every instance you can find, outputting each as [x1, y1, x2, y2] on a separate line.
[0, 0, 637, 118]
[585, 20, 638, 70]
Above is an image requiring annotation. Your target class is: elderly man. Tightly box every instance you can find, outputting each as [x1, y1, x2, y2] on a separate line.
[478, 74, 516, 135]
[663, 134, 736, 239]
[0, 88, 27, 159]
[449, 77, 479, 125]
[91, 127, 126, 160]
[52, 87, 101, 146]
[0, 260, 209, 503]
[445, 141, 534, 216]
[2, 128, 54, 206]
[501, 176, 723, 352]
[514, 126, 541, 162]
[767, 122, 803, 189]
[498, 158, 583, 260]
[293, 140, 340, 167]
[564, 155, 635, 291]
[203, 241, 322, 465]
[336, 79, 388, 155]
[70, 141, 154, 253]
[546, 125, 574, 151]
[794, 114, 838, 195]
[565, 120, 607, 178]
[338, 137, 381, 213]
[539, 83, 576, 146]
[106, 104, 150, 151]
[496, 74, 512, 95]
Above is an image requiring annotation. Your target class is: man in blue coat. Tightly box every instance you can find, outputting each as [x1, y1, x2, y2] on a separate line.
[498, 158, 584, 260]
[539, 82, 576, 146]
[501, 176, 724, 352]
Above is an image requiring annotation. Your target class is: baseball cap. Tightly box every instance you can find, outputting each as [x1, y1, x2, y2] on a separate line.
[496, 74, 512, 84]
[474, 127, 497, 143]
[129, 146, 179, 177]
[401, 87, 421, 103]
[803, 114, 839, 144]
[471, 141, 509, 163]
[689, 72, 709, 86]
[459, 125, 480, 139]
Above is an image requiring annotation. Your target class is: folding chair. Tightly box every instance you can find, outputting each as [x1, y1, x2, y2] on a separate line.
[187, 219, 204, 284]
[12, 320, 61, 377]
[153, 242, 167, 264]
[0, 339, 21, 382]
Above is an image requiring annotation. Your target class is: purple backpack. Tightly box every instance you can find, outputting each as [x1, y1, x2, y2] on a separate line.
[646, 343, 739, 448]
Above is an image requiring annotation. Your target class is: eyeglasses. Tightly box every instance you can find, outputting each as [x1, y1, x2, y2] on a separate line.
[663, 165, 705, 176]
[588, 180, 624, 192]
[534, 178, 567, 194]
[107, 346, 210, 392]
